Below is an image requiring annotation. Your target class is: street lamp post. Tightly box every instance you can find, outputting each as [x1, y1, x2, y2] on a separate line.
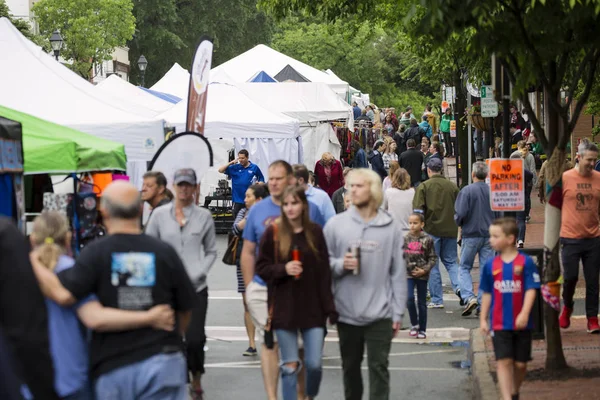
[49, 30, 63, 61]
[137, 55, 148, 88]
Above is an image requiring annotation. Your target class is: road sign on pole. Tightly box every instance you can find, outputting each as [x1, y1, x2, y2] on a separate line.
[481, 85, 499, 117]
[488, 158, 525, 211]
[445, 86, 455, 104]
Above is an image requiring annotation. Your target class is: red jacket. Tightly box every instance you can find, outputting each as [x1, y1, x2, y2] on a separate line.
[314, 160, 344, 198]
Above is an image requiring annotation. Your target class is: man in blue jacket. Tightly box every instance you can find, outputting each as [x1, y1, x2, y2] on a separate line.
[454, 161, 495, 316]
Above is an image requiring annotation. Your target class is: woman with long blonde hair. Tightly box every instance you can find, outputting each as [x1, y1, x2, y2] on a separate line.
[26, 211, 175, 400]
[256, 186, 337, 400]
[382, 167, 415, 231]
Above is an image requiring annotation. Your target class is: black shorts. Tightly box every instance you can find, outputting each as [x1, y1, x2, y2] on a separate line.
[492, 330, 532, 363]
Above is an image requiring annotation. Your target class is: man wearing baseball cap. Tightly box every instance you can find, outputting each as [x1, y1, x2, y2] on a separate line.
[146, 168, 217, 399]
[413, 158, 461, 309]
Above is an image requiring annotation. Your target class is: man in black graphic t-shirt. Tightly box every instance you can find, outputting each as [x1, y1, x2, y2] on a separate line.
[31, 181, 196, 399]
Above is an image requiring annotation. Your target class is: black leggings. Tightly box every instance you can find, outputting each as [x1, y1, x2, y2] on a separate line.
[186, 288, 208, 375]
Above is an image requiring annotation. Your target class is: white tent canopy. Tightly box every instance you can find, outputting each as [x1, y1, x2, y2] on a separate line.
[238, 82, 353, 126]
[0, 17, 165, 177]
[157, 82, 301, 195]
[150, 63, 190, 99]
[238, 82, 353, 168]
[158, 82, 300, 140]
[96, 75, 175, 117]
[211, 45, 350, 99]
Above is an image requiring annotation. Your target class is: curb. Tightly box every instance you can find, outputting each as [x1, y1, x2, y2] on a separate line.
[469, 329, 499, 400]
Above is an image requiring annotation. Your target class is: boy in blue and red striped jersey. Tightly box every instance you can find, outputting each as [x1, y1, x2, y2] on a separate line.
[479, 218, 541, 400]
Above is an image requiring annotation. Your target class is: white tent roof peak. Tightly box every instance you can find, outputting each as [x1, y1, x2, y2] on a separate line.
[150, 62, 191, 99]
[211, 44, 349, 98]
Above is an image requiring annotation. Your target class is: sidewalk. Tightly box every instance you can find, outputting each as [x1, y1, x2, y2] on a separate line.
[471, 318, 600, 400]
[469, 195, 598, 399]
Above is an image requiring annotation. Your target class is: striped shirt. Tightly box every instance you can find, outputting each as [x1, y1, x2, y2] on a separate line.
[232, 208, 247, 237]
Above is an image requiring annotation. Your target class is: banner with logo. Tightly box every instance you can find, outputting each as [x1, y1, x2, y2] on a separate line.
[186, 37, 214, 134]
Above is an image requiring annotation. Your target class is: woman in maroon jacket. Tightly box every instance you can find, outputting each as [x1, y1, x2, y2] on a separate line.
[314, 152, 344, 198]
[256, 186, 337, 400]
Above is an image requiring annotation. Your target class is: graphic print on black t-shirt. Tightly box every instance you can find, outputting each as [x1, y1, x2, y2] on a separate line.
[111, 253, 156, 310]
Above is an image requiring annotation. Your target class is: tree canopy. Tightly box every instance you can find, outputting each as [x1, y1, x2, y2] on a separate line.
[415, 0, 600, 154]
[271, 16, 436, 111]
[32, 0, 136, 79]
[129, 0, 273, 87]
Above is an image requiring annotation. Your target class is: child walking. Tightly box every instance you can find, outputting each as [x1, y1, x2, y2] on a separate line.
[403, 213, 437, 339]
[479, 218, 541, 400]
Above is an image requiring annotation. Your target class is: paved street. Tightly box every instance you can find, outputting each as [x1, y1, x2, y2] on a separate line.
[201, 236, 476, 399]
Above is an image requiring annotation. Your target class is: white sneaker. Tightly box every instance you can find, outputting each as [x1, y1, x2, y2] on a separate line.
[409, 326, 419, 337]
[517, 240, 524, 249]
[462, 298, 479, 317]
[427, 303, 444, 309]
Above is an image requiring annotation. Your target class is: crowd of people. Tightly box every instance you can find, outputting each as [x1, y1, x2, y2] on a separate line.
[3, 129, 600, 400]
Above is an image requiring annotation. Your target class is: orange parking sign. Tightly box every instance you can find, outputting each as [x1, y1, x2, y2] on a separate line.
[488, 158, 525, 211]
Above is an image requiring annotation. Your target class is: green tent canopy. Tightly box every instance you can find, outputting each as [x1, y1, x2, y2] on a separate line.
[0, 105, 127, 174]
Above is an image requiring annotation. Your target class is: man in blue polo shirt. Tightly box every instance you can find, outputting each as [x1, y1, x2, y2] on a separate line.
[218, 149, 265, 218]
[240, 160, 324, 400]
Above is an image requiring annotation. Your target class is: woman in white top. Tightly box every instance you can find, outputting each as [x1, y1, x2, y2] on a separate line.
[382, 167, 415, 231]
[382, 138, 399, 174]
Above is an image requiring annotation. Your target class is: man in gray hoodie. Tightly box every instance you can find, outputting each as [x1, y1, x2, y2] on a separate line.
[323, 168, 407, 400]
[145, 168, 217, 398]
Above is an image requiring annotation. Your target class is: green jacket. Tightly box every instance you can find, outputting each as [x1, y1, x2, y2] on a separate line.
[440, 114, 452, 133]
[412, 174, 459, 238]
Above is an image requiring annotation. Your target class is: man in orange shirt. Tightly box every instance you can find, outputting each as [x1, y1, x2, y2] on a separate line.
[559, 139, 600, 334]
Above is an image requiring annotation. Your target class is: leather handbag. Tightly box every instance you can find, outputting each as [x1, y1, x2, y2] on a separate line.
[222, 233, 239, 265]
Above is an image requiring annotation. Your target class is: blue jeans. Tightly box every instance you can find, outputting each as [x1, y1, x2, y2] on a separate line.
[429, 235, 460, 304]
[459, 237, 494, 304]
[94, 352, 187, 400]
[517, 211, 526, 242]
[275, 327, 325, 400]
[407, 278, 428, 331]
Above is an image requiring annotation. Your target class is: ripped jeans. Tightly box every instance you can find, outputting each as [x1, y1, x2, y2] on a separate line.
[275, 327, 325, 400]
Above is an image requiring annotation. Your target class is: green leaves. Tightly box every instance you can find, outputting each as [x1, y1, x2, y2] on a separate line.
[32, 0, 135, 78]
[129, 0, 273, 87]
[271, 16, 436, 111]
[0, 0, 46, 47]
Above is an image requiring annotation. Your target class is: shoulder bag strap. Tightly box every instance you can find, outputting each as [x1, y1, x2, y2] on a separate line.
[265, 223, 279, 332]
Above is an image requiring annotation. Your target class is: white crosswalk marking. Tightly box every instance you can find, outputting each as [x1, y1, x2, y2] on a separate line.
[205, 349, 461, 370]
[205, 326, 470, 344]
